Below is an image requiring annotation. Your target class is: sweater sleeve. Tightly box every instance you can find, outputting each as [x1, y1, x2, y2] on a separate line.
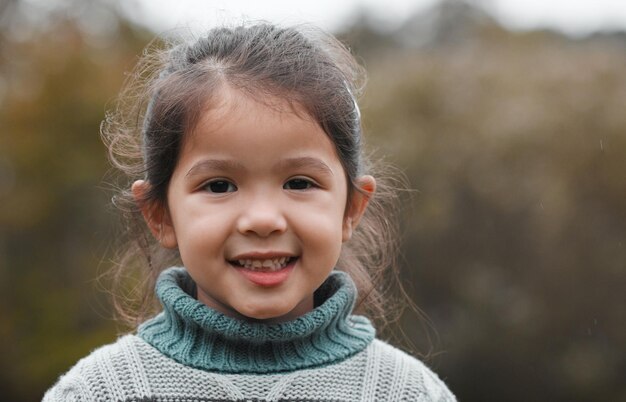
[42, 369, 94, 402]
[369, 339, 456, 401]
[41, 336, 142, 402]
[403, 362, 456, 402]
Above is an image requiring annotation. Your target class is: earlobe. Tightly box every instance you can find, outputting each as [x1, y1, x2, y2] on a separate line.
[342, 175, 376, 242]
[342, 217, 353, 242]
[131, 180, 178, 249]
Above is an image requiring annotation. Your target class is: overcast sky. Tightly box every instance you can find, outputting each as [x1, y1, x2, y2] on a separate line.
[125, 0, 626, 36]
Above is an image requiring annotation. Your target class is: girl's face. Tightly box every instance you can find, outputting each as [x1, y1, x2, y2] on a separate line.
[134, 87, 374, 322]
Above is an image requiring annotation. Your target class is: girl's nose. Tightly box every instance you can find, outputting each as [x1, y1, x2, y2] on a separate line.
[236, 198, 288, 237]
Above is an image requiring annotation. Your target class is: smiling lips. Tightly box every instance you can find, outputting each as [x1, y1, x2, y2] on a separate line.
[229, 255, 298, 287]
[233, 256, 295, 271]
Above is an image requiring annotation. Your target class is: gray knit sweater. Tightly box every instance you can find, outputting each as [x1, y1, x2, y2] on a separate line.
[43, 268, 456, 401]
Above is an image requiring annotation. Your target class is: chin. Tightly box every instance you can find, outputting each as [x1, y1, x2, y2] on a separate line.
[237, 302, 301, 323]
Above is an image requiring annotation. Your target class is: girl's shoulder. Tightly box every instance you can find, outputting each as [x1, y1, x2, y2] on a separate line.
[42, 334, 148, 402]
[365, 338, 456, 402]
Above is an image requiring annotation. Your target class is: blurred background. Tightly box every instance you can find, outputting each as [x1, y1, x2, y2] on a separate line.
[1, 0, 625, 401]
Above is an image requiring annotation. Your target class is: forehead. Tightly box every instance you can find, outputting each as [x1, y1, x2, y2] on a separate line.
[189, 85, 315, 136]
[178, 86, 344, 172]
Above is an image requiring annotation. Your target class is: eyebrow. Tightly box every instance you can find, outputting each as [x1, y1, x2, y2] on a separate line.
[275, 157, 334, 177]
[185, 156, 334, 179]
[185, 159, 246, 179]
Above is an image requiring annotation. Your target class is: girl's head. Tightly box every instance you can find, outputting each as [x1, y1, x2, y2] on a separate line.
[104, 22, 401, 326]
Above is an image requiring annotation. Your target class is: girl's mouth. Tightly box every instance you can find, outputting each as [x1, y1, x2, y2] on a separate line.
[228, 257, 299, 287]
[229, 256, 298, 272]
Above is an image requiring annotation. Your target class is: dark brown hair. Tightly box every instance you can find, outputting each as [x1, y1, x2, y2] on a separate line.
[102, 22, 406, 330]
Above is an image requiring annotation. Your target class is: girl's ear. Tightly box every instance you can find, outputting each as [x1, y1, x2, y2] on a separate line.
[342, 175, 376, 242]
[131, 180, 178, 249]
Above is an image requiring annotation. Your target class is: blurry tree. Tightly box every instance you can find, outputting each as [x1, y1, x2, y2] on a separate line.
[0, 1, 150, 400]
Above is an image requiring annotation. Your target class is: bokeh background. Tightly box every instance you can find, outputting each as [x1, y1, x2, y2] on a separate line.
[1, 0, 625, 401]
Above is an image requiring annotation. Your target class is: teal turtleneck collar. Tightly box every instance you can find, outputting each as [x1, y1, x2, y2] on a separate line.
[138, 267, 376, 374]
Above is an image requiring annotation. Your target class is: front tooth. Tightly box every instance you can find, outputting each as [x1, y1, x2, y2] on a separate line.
[237, 258, 294, 270]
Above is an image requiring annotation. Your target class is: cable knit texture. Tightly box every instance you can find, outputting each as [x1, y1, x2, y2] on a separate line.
[137, 267, 376, 373]
[43, 267, 456, 401]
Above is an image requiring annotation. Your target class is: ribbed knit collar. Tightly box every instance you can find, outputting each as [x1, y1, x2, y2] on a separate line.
[138, 267, 375, 374]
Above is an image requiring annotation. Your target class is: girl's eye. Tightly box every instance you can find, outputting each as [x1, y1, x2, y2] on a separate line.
[204, 180, 237, 193]
[284, 178, 314, 190]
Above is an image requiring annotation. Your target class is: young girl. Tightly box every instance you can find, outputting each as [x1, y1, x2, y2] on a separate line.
[44, 23, 455, 401]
